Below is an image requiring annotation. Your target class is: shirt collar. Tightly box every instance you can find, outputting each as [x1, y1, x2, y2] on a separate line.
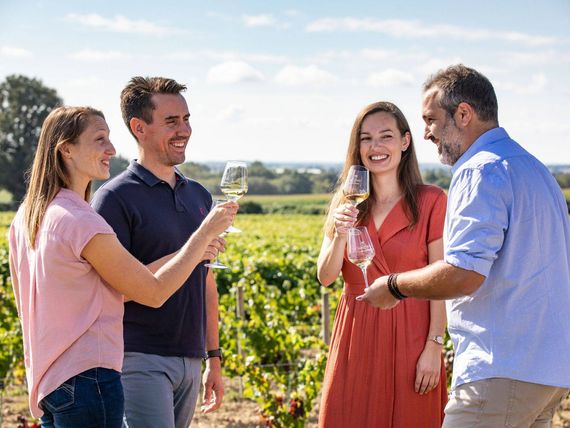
[451, 127, 510, 174]
[127, 160, 185, 187]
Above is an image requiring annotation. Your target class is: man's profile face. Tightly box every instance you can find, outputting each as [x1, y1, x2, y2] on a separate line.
[422, 88, 464, 166]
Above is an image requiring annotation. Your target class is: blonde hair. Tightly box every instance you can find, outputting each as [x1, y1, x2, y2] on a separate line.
[324, 101, 423, 238]
[22, 106, 105, 247]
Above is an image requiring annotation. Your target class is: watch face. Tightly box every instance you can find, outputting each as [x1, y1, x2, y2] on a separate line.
[434, 336, 444, 345]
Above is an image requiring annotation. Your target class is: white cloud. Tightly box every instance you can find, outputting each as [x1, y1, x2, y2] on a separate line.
[505, 49, 570, 66]
[366, 69, 415, 87]
[274, 65, 337, 85]
[0, 46, 32, 57]
[416, 57, 463, 75]
[306, 18, 560, 47]
[241, 13, 290, 29]
[206, 61, 265, 84]
[69, 49, 129, 62]
[242, 14, 276, 27]
[496, 73, 548, 95]
[164, 50, 288, 65]
[64, 13, 183, 35]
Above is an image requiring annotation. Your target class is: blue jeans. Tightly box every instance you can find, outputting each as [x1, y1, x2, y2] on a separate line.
[40, 367, 124, 428]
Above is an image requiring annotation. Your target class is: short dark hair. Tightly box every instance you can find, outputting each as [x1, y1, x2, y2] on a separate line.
[423, 64, 498, 124]
[120, 76, 187, 139]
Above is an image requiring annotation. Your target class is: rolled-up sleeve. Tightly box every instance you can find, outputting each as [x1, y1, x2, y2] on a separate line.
[444, 163, 511, 277]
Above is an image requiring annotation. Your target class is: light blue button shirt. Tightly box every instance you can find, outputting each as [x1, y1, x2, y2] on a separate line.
[445, 127, 570, 389]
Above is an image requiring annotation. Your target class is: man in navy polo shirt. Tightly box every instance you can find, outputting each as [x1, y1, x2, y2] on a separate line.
[92, 76, 225, 427]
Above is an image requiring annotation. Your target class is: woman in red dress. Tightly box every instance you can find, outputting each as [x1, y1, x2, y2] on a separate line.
[317, 101, 448, 427]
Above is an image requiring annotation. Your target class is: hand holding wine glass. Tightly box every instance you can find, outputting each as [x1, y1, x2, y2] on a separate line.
[204, 200, 230, 269]
[220, 161, 248, 233]
[347, 227, 375, 290]
[343, 165, 369, 207]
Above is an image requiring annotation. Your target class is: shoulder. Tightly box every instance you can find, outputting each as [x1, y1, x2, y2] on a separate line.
[416, 184, 446, 206]
[49, 196, 112, 235]
[92, 169, 143, 207]
[96, 169, 139, 193]
[417, 184, 445, 198]
[182, 177, 211, 198]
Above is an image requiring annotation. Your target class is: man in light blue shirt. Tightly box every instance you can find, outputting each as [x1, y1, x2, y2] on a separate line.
[359, 64, 570, 426]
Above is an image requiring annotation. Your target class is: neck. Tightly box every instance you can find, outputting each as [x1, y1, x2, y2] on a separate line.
[66, 178, 89, 201]
[138, 155, 177, 187]
[370, 171, 402, 204]
[463, 122, 498, 153]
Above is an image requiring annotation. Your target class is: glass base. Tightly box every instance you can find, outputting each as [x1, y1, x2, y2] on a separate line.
[204, 261, 229, 269]
[226, 225, 242, 233]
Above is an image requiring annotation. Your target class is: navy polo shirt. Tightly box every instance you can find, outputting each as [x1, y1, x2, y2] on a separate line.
[91, 161, 212, 358]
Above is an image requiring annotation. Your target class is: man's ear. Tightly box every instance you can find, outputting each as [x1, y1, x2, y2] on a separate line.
[130, 117, 145, 139]
[455, 102, 475, 128]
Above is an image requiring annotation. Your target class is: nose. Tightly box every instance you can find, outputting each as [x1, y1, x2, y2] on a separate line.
[423, 125, 431, 141]
[178, 121, 192, 137]
[106, 139, 117, 156]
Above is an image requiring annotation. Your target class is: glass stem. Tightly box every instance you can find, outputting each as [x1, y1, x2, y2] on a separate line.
[361, 266, 369, 289]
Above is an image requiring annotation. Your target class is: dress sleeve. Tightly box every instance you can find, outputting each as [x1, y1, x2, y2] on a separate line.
[427, 189, 447, 244]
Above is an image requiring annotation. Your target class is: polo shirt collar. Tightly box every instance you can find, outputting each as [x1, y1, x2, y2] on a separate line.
[127, 160, 185, 187]
[451, 127, 510, 174]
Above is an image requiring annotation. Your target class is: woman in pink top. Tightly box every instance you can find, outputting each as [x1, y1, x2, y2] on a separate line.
[8, 106, 238, 427]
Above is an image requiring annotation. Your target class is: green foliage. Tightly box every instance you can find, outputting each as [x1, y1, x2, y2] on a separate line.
[422, 168, 451, 189]
[0, 75, 63, 202]
[215, 215, 340, 426]
[555, 172, 570, 189]
[242, 194, 331, 215]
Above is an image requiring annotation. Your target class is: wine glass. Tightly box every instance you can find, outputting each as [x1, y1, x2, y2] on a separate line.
[204, 200, 229, 270]
[347, 227, 375, 289]
[343, 165, 369, 207]
[220, 161, 248, 233]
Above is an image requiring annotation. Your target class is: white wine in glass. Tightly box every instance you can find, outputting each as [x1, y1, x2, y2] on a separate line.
[347, 227, 375, 289]
[343, 165, 370, 207]
[220, 161, 248, 232]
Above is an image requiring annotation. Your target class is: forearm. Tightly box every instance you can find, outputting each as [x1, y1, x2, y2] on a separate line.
[317, 234, 346, 286]
[397, 260, 485, 300]
[205, 272, 220, 351]
[428, 300, 446, 337]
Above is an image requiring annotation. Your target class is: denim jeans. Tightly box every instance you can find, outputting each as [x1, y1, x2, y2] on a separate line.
[40, 367, 124, 428]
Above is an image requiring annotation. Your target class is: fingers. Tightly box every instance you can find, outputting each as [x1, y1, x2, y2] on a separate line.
[203, 237, 227, 261]
[201, 384, 223, 413]
[415, 371, 439, 394]
[333, 204, 359, 234]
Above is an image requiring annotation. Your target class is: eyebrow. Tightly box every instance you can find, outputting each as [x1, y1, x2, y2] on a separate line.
[360, 128, 393, 135]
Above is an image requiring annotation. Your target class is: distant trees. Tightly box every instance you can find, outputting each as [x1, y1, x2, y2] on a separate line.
[0, 75, 62, 203]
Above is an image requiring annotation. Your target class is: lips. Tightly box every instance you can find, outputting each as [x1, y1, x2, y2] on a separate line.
[369, 154, 389, 161]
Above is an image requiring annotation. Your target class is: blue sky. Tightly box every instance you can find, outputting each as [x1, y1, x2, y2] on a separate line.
[1, 0, 569, 165]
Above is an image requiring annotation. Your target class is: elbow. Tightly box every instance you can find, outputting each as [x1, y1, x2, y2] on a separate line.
[316, 270, 334, 287]
[457, 273, 485, 297]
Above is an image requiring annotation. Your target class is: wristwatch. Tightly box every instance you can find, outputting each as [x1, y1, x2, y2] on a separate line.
[428, 335, 444, 345]
[205, 348, 223, 363]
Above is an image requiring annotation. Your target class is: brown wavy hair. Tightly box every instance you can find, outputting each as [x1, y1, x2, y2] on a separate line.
[22, 106, 105, 247]
[324, 101, 423, 238]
